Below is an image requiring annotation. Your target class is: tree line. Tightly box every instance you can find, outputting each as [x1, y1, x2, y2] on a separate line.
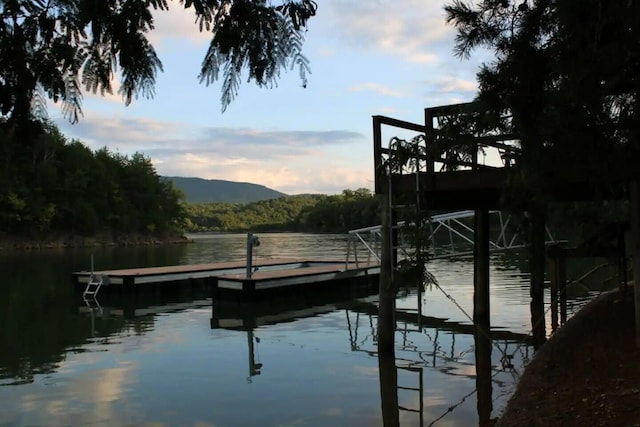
[185, 188, 380, 233]
[0, 121, 187, 239]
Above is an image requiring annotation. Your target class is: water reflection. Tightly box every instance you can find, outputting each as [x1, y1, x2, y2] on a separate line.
[209, 286, 532, 426]
[0, 233, 611, 426]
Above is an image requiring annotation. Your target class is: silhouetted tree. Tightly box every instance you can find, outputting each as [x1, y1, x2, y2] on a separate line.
[0, 0, 317, 125]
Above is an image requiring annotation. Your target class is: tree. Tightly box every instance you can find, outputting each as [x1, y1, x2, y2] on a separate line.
[0, 0, 317, 125]
[444, 0, 640, 343]
[445, 0, 639, 195]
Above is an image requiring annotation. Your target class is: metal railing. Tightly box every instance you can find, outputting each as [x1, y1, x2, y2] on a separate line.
[346, 210, 559, 267]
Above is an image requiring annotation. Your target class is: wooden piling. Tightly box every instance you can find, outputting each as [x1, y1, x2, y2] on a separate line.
[530, 211, 546, 348]
[474, 325, 493, 426]
[549, 253, 559, 333]
[630, 179, 640, 347]
[378, 175, 396, 356]
[474, 209, 490, 328]
[548, 245, 567, 331]
[378, 352, 400, 426]
[474, 208, 492, 426]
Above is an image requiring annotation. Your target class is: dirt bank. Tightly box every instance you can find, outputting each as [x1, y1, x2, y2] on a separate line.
[498, 285, 640, 427]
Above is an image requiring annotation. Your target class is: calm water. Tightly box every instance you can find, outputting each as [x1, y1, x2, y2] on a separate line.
[0, 233, 611, 426]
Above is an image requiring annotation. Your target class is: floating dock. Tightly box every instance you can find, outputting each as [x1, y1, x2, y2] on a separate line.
[73, 258, 380, 298]
[73, 233, 381, 299]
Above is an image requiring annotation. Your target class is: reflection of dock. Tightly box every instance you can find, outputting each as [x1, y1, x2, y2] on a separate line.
[79, 298, 212, 318]
[210, 284, 380, 382]
[210, 285, 380, 330]
[350, 300, 530, 342]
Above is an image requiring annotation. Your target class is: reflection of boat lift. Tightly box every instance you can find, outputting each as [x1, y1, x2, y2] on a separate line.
[246, 329, 263, 383]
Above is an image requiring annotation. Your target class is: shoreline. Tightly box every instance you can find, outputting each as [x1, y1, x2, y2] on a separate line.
[498, 285, 640, 426]
[0, 233, 192, 250]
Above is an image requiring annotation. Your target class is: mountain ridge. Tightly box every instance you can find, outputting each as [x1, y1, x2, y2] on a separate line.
[163, 176, 287, 204]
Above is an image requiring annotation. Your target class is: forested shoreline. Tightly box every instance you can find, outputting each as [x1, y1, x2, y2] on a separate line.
[184, 188, 380, 233]
[0, 120, 382, 249]
[0, 121, 188, 247]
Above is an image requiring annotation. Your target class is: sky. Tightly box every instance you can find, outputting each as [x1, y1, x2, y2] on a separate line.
[52, 0, 491, 195]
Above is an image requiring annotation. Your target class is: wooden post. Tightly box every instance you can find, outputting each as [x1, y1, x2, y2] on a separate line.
[378, 352, 400, 426]
[378, 177, 396, 356]
[474, 209, 492, 426]
[618, 226, 627, 292]
[558, 248, 567, 325]
[474, 209, 491, 328]
[548, 245, 567, 331]
[424, 108, 435, 174]
[530, 211, 546, 348]
[549, 249, 559, 333]
[474, 325, 493, 426]
[630, 179, 640, 347]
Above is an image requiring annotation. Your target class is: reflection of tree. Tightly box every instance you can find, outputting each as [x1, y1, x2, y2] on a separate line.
[0, 261, 172, 385]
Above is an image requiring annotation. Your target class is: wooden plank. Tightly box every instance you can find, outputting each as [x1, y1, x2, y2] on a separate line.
[372, 115, 426, 132]
[75, 258, 299, 278]
[220, 261, 379, 281]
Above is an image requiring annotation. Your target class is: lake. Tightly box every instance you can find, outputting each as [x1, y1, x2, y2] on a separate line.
[0, 233, 610, 426]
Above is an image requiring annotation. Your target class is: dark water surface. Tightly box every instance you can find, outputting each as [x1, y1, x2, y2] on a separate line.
[0, 233, 607, 426]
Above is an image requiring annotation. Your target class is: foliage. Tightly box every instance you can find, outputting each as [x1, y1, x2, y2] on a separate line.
[185, 188, 379, 232]
[0, 120, 187, 238]
[444, 0, 640, 203]
[0, 0, 317, 125]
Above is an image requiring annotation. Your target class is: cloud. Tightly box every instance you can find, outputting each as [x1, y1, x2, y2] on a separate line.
[55, 113, 370, 194]
[323, 0, 454, 63]
[148, 6, 211, 47]
[347, 83, 407, 98]
[417, 76, 478, 106]
[429, 76, 477, 95]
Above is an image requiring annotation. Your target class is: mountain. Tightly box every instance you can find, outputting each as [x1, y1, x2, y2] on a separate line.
[163, 176, 287, 204]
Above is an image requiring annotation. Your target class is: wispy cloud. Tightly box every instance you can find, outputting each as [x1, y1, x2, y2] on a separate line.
[57, 113, 369, 194]
[347, 83, 407, 98]
[323, 0, 453, 64]
[420, 76, 478, 105]
[148, 6, 211, 47]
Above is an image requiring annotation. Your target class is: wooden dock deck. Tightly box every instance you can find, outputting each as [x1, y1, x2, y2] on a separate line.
[73, 258, 380, 298]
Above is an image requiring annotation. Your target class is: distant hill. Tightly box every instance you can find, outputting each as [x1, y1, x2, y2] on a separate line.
[163, 176, 287, 204]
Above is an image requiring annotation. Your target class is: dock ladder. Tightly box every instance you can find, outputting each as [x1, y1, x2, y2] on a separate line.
[83, 274, 103, 298]
[83, 255, 104, 298]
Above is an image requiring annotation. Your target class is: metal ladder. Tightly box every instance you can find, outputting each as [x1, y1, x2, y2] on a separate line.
[397, 365, 424, 426]
[83, 255, 103, 298]
[83, 274, 103, 298]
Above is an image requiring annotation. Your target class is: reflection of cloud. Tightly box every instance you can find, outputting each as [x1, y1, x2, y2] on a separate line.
[17, 363, 138, 426]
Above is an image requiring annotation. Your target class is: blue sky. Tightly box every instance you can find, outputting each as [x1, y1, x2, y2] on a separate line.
[53, 0, 489, 195]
